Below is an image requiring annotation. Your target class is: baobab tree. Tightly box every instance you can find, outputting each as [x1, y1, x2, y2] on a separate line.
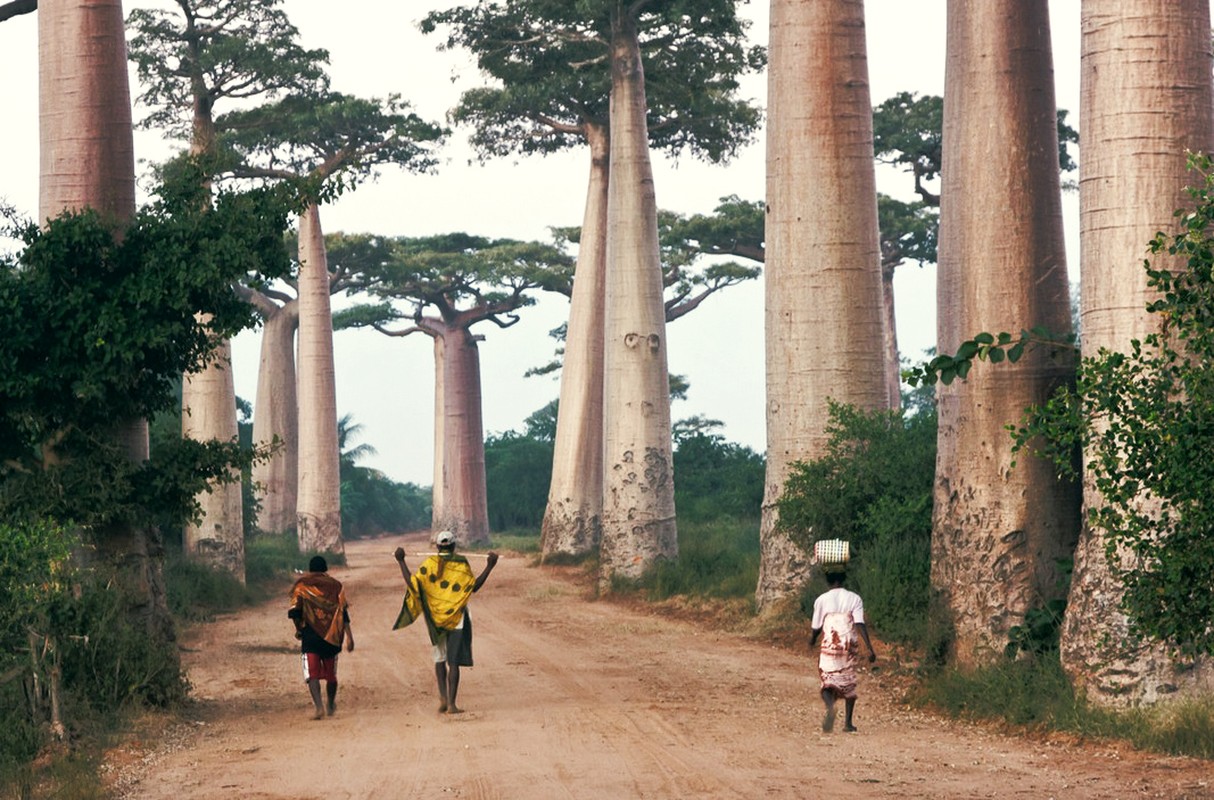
[1066, 0, 1214, 705]
[339, 234, 574, 547]
[421, 0, 763, 564]
[759, 0, 888, 609]
[219, 92, 444, 553]
[126, 0, 328, 573]
[932, 0, 1078, 667]
[35, 0, 173, 635]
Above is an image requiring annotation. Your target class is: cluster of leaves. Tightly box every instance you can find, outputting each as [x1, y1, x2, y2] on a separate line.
[777, 401, 937, 643]
[1011, 155, 1214, 658]
[0, 171, 292, 531]
[421, 0, 765, 163]
[902, 327, 1075, 388]
[905, 154, 1214, 658]
[672, 419, 764, 522]
[0, 522, 187, 775]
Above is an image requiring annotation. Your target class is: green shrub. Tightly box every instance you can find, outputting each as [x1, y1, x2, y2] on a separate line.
[484, 432, 552, 531]
[632, 516, 759, 601]
[777, 401, 936, 647]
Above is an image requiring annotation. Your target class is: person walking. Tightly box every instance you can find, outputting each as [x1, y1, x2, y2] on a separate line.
[809, 570, 876, 733]
[288, 555, 354, 720]
[393, 531, 499, 714]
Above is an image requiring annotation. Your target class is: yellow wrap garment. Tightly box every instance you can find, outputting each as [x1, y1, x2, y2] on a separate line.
[410, 554, 476, 630]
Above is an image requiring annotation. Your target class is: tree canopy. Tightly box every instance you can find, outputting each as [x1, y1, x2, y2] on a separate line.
[0, 173, 292, 530]
[421, 0, 765, 162]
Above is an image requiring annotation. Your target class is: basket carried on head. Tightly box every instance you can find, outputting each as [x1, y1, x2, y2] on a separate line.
[813, 539, 850, 566]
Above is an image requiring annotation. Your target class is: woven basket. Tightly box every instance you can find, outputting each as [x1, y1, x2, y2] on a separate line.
[813, 539, 850, 565]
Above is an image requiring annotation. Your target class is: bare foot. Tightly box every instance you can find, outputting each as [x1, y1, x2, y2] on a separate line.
[822, 698, 837, 733]
[844, 725, 858, 733]
[311, 707, 325, 721]
[447, 705, 464, 715]
[438, 700, 448, 713]
[326, 700, 336, 716]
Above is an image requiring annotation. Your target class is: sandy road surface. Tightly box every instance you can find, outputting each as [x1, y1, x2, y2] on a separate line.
[106, 533, 1212, 799]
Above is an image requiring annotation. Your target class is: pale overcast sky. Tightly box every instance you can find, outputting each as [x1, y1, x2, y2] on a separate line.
[0, 1, 1085, 485]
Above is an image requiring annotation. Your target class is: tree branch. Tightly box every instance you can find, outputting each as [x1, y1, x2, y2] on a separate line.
[0, 0, 35, 23]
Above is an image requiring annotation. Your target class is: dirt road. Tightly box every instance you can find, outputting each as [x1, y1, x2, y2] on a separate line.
[106, 533, 1211, 799]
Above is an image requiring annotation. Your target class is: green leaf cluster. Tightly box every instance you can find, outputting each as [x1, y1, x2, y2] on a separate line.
[1010, 154, 1214, 657]
[777, 401, 937, 643]
[0, 175, 292, 531]
[422, 0, 764, 162]
[903, 326, 1071, 387]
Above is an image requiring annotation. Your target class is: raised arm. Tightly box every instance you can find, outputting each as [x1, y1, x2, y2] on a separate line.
[473, 552, 500, 592]
[393, 547, 412, 581]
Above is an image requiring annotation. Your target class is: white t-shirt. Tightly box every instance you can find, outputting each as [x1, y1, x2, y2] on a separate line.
[812, 587, 865, 630]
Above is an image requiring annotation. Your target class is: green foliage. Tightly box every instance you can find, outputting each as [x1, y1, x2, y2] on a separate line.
[218, 91, 446, 195]
[630, 517, 760, 602]
[336, 414, 431, 538]
[777, 402, 937, 643]
[1010, 154, 1214, 657]
[126, 0, 330, 143]
[422, 0, 765, 163]
[484, 431, 554, 531]
[0, 177, 291, 533]
[913, 155, 1214, 657]
[338, 233, 575, 328]
[672, 426, 764, 522]
[902, 326, 1074, 388]
[0, 522, 188, 782]
[341, 472, 431, 539]
[916, 656, 1214, 759]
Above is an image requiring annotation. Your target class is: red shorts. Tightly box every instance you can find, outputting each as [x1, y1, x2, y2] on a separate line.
[302, 652, 338, 683]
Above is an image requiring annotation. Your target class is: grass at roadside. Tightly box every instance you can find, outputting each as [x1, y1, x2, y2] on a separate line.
[914, 657, 1214, 759]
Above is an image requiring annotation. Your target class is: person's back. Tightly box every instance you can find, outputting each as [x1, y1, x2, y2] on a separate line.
[809, 572, 875, 733]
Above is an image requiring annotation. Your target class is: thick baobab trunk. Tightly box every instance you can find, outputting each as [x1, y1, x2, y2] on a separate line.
[600, 15, 676, 584]
[38, 0, 134, 227]
[182, 333, 246, 580]
[436, 326, 491, 547]
[39, 0, 174, 638]
[880, 260, 901, 410]
[758, 0, 887, 610]
[250, 298, 299, 534]
[1066, 0, 1214, 704]
[430, 335, 447, 536]
[295, 204, 343, 554]
[542, 122, 609, 559]
[933, 0, 1079, 666]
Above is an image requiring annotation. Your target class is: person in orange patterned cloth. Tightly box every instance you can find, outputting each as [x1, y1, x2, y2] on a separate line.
[809, 570, 876, 733]
[289, 555, 354, 719]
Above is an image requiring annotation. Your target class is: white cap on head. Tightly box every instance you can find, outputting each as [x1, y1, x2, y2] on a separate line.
[435, 530, 456, 547]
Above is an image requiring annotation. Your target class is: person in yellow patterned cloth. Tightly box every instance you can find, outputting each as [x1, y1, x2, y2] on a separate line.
[393, 531, 498, 714]
[288, 555, 354, 720]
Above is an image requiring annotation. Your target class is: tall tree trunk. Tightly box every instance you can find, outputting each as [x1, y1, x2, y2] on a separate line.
[437, 326, 491, 547]
[758, 0, 886, 609]
[39, 0, 174, 639]
[430, 334, 447, 536]
[880, 261, 901, 410]
[600, 13, 676, 584]
[295, 204, 343, 554]
[181, 333, 246, 579]
[1065, 0, 1214, 704]
[542, 122, 609, 559]
[178, 49, 244, 574]
[933, 0, 1079, 666]
[250, 297, 299, 535]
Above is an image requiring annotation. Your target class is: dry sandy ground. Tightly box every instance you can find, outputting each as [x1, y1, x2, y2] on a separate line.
[104, 533, 1212, 800]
